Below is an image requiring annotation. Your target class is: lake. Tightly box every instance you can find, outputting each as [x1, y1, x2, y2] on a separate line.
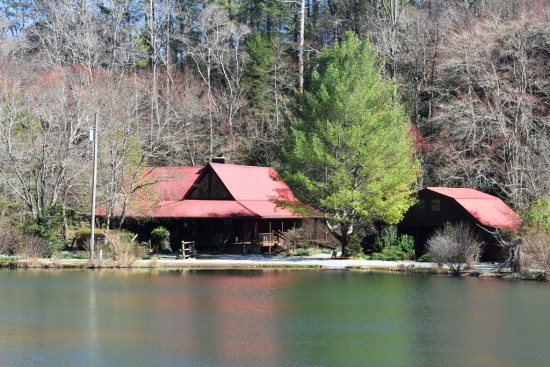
[0, 269, 548, 367]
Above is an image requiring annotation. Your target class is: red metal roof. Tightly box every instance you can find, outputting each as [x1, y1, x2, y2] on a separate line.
[238, 200, 306, 219]
[140, 167, 202, 201]
[427, 187, 496, 200]
[153, 200, 254, 218]
[426, 187, 521, 229]
[99, 163, 313, 219]
[209, 163, 298, 201]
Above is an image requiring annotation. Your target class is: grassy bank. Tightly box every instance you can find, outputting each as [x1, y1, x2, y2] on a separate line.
[0, 256, 538, 281]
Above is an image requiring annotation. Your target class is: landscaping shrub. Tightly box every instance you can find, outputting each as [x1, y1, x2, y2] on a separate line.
[371, 226, 399, 254]
[368, 226, 415, 261]
[71, 228, 106, 249]
[370, 246, 407, 261]
[427, 222, 482, 275]
[343, 235, 364, 257]
[55, 251, 89, 260]
[416, 253, 436, 263]
[0, 255, 19, 262]
[295, 247, 311, 256]
[151, 226, 171, 254]
[396, 234, 415, 259]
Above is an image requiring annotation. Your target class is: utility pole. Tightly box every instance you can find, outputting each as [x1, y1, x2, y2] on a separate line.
[89, 113, 99, 260]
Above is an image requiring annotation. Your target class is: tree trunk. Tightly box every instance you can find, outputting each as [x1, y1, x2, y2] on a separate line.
[298, 0, 305, 95]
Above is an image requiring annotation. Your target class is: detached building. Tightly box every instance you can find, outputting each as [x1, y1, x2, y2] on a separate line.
[98, 162, 321, 253]
[398, 187, 521, 261]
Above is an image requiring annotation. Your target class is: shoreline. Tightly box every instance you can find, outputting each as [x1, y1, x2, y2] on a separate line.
[0, 254, 533, 281]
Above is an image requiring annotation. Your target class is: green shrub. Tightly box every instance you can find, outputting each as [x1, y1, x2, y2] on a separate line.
[295, 247, 310, 256]
[417, 253, 436, 263]
[56, 251, 89, 260]
[370, 246, 406, 261]
[151, 226, 170, 241]
[371, 226, 398, 253]
[151, 227, 171, 253]
[524, 198, 550, 232]
[72, 228, 106, 248]
[368, 226, 415, 261]
[344, 235, 364, 257]
[397, 234, 415, 259]
[0, 255, 19, 262]
[23, 204, 67, 254]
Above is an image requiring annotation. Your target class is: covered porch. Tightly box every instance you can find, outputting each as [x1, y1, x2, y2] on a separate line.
[122, 217, 303, 254]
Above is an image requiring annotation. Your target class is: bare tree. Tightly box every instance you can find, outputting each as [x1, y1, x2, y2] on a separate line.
[424, 3, 550, 209]
[0, 63, 98, 237]
[185, 4, 250, 160]
[427, 222, 483, 275]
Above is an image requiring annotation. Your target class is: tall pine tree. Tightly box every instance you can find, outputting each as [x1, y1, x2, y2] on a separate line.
[282, 32, 420, 255]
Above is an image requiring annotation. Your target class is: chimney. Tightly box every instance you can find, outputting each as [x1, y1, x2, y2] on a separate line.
[212, 155, 229, 164]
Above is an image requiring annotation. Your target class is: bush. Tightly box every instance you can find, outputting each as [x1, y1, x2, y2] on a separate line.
[151, 226, 171, 254]
[283, 227, 309, 253]
[521, 232, 550, 280]
[71, 228, 106, 249]
[13, 235, 50, 259]
[396, 234, 415, 259]
[371, 226, 398, 254]
[0, 222, 50, 258]
[0, 255, 19, 262]
[0, 227, 19, 255]
[105, 230, 145, 267]
[370, 246, 406, 261]
[524, 198, 550, 233]
[23, 204, 68, 253]
[55, 251, 89, 260]
[367, 226, 415, 261]
[343, 235, 364, 257]
[416, 253, 436, 263]
[427, 222, 482, 275]
[295, 247, 311, 256]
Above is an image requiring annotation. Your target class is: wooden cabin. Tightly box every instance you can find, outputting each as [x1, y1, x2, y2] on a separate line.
[98, 162, 322, 254]
[397, 187, 521, 261]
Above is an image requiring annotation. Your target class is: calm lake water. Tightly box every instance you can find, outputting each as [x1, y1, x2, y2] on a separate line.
[0, 269, 549, 367]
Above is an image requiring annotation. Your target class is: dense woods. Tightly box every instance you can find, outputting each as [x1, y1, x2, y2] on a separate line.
[0, 0, 549, 251]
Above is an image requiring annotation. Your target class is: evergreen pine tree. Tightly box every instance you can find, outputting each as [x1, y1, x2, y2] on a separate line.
[282, 32, 420, 255]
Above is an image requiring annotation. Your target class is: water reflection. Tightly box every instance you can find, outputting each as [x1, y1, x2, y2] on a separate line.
[0, 270, 549, 367]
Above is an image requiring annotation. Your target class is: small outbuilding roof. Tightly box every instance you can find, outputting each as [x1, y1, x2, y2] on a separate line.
[425, 187, 521, 229]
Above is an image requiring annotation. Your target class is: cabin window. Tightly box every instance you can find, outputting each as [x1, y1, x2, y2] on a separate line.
[416, 199, 426, 212]
[431, 199, 441, 212]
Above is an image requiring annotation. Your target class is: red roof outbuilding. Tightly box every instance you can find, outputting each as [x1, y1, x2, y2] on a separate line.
[425, 187, 521, 229]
